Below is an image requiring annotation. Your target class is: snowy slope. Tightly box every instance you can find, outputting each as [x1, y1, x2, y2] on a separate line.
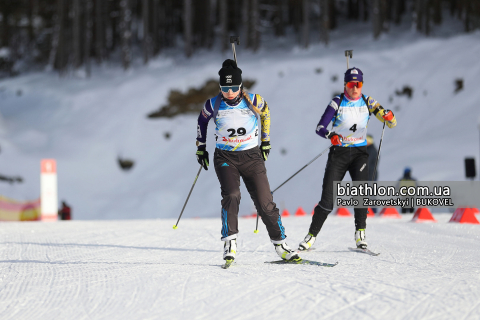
[0, 215, 479, 320]
[0, 22, 479, 220]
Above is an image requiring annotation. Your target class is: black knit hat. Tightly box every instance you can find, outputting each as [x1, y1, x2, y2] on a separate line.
[218, 59, 242, 86]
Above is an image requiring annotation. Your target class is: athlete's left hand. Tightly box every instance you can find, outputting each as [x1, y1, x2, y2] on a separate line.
[261, 141, 271, 161]
[383, 109, 394, 121]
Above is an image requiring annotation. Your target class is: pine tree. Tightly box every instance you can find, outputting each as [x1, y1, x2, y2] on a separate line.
[120, 0, 132, 69]
[184, 0, 192, 57]
[85, 0, 93, 76]
[302, 0, 309, 48]
[73, 0, 82, 68]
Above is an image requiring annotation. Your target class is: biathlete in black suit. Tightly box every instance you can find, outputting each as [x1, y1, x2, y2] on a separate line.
[196, 59, 300, 263]
[299, 67, 397, 251]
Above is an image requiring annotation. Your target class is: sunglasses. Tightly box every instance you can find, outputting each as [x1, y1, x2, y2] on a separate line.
[346, 81, 363, 89]
[220, 84, 242, 93]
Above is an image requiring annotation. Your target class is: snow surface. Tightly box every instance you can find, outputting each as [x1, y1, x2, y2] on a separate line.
[0, 214, 479, 320]
[0, 21, 479, 220]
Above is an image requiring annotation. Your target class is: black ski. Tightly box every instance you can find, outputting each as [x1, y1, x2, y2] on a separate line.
[265, 259, 338, 267]
[348, 247, 380, 256]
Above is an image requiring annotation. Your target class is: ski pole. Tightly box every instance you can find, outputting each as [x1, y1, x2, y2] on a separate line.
[173, 165, 203, 230]
[254, 144, 333, 233]
[253, 130, 356, 233]
[372, 121, 386, 181]
[271, 145, 332, 194]
[345, 50, 353, 69]
[230, 36, 240, 64]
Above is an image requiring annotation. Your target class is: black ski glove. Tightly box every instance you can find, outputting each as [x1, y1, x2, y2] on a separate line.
[260, 141, 271, 161]
[196, 146, 209, 170]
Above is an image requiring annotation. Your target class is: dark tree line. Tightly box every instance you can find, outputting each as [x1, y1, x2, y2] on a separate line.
[0, 0, 479, 76]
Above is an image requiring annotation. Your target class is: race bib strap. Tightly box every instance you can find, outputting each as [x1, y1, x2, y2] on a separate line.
[212, 93, 223, 122]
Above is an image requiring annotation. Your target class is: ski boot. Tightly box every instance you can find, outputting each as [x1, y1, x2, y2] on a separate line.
[223, 239, 237, 261]
[298, 233, 316, 251]
[274, 242, 301, 261]
[355, 229, 367, 249]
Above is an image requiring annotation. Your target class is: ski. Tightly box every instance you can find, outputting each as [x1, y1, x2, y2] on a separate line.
[348, 247, 380, 256]
[265, 259, 338, 267]
[221, 259, 235, 269]
[296, 247, 316, 253]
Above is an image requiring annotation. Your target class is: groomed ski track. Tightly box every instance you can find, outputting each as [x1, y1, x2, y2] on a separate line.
[1, 214, 479, 320]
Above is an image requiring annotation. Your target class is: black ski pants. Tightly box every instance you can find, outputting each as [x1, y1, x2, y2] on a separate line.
[214, 147, 286, 243]
[309, 146, 369, 236]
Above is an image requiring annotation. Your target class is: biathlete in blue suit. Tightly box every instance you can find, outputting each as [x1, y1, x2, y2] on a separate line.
[195, 59, 300, 262]
[298, 67, 397, 251]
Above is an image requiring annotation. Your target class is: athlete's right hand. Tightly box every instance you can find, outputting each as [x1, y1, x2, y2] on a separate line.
[327, 131, 343, 146]
[196, 147, 209, 170]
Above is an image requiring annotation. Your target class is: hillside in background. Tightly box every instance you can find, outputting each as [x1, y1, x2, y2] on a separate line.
[0, 21, 479, 220]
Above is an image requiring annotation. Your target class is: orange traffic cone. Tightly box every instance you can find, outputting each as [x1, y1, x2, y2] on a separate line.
[449, 208, 480, 224]
[335, 207, 352, 216]
[411, 207, 436, 222]
[379, 207, 401, 218]
[367, 208, 375, 217]
[295, 207, 307, 216]
[281, 209, 290, 217]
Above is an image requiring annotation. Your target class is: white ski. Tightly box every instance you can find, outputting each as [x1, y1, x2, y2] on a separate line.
[348, 247, 380, 256]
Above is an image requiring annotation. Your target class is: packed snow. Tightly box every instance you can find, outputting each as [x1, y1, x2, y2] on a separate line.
[1, 214, 479, 319]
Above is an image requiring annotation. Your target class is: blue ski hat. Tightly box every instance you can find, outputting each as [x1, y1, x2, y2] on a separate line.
[344, 67, 363, 83]
[404, 167, 411, 174]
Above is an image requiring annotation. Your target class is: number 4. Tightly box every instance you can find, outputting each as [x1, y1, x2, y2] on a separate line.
[349, 124, 357, 132]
